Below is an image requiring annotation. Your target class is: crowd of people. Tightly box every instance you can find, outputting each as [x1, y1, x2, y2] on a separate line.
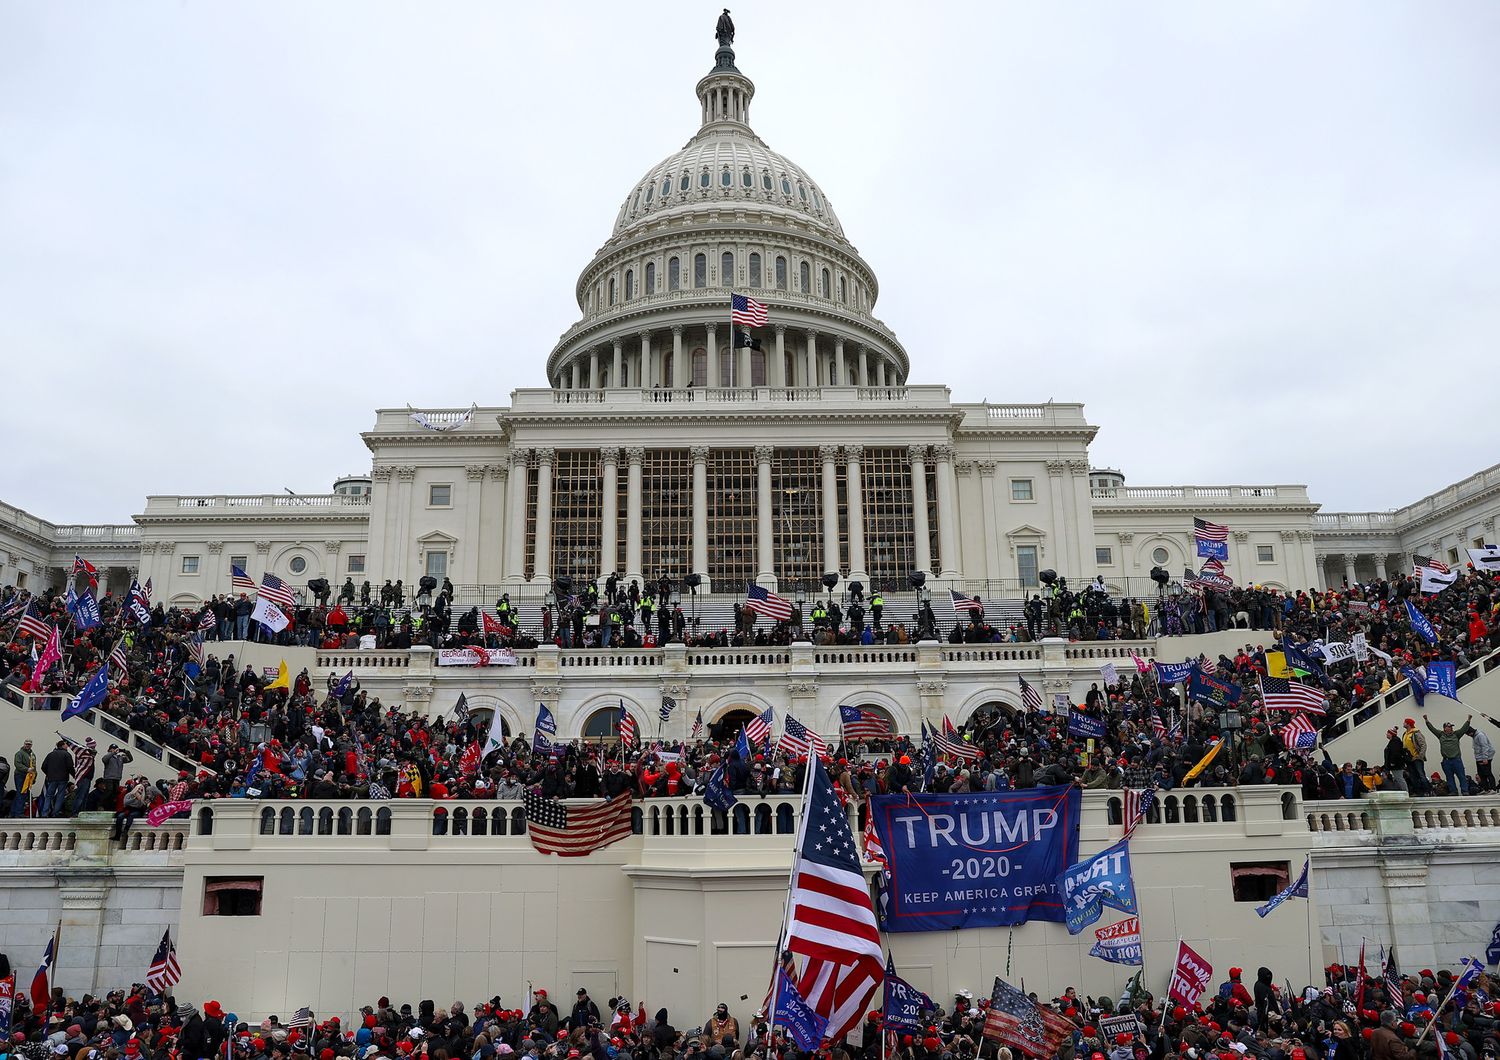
[3, 563, 1499, 829]
[1, 956, 1496, 1060]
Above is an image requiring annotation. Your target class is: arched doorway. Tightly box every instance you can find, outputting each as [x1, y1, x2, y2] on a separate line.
[712, 708, 757, 741]
[841, 704, 897, 748]
[582, 706, 637, 744]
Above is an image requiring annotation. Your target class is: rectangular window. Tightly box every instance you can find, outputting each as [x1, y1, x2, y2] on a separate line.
[181, 555, 200, 574]
[229, 555, 248, 574]
[551, 450, 602, 585]
[773, 448, 824, 592]
[1010, 479, 1034, 502]
[642, 449, 692, 580]
[707, 448, 757, 590]
[203, 876, 263, 916]
[1230, 862, 1289, 903]
[862, 447, 916, 590]
[347, 554, 366, 574]
[1095, 547, 1113, 566]
[425, 551, 447, 578]
[1016, 545, 1039, 588]
[1257, 545, 1274, 563]
[428, 484, 452, 507]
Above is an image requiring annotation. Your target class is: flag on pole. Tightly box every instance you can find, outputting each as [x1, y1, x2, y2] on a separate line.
[1384, 945, 1401, 1005]
[265, 660, 291, 691]
[934, 716, 983, 762]
[1167, 941, 1214, 1009]
[1466, 545, 1500, 573]
[1405, 600, 1438, 645]
[1019, 676, 1043, 713]
[63, 664, 111, 722]
[534, 704, 557, 755]
[71, 555, 99, 589]
[691, 709, 704, 740]
[1260, 676, 1328, 714]
[1255, 857, 1311, 917]
[659, 695, 677, 724]
[745, 583, 793, 621]
[1281, 714, 1318, 751]
[26, 625, 62, 691]
[146, 928, 182, 993]
[618, 702, 639, 747]
[881, 954, 935, 1032]
[1122, 784, 1157, 838]
[289, 1008, 315, 1029]
[981, 977, 1074, 1058]
[949, 589, 979, 614]
[17, 604, 50, 641]
[703, 766, 737, 812]
[840, 705, 891, 741]
[778, 715, 827, 758]
[251, 597, 289, 634]
[230, 564, 255, 593]
[730, 292, 769, 327]
[1416, 561, 1457, 594]
[772, 969, 828, 1049]
[109, 640, 128, 672]
[30, 924, 59, 1009]
[1193, 518, 1229, 561]
[743, 707, 774, 749]
[257, 572, 296, 611]
[1182, 738, 1224, 783]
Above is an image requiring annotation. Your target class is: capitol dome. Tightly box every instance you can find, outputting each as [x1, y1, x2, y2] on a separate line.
[545, 25, 908, 392]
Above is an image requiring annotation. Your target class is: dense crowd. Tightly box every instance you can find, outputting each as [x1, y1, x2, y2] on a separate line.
[2, 564, 1498, 829]
[1, 957, 1495, 1060]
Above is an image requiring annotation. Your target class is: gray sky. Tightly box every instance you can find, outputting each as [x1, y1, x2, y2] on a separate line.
[3, 1, 1497, 524]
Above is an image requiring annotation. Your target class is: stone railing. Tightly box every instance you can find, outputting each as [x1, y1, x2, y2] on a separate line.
[0, 812, 189, 861]
[1091, 485, 1308, 504]
[50, 524, 141, 543]
[1305, 792, 1500, 835]
[510, 384, 953, 412]
[1323, 642, 1500, 740]
[143, 494, 371, 513]
[0, 684, 211, 781]
[1315, 463, 1500, 534]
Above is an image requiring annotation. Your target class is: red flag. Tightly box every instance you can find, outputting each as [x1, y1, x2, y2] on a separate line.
[459, 743, 481, 777]
[31, 924, 59, 1010]
[1354, 940, 1368, 1011]
[482, 611, 509, 636]
[1167, 941, 1213, 1009]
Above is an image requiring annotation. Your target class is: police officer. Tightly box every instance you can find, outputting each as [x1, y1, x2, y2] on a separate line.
[871, 588, 884, 629]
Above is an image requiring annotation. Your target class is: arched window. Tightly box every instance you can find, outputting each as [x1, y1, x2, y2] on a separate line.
[799, 262, 810, 292]
[700, 169, 711, 188]
[741, 168, 753, 188]
[692, 348, 708, 387]
[781, 175, 792, 196]
[624, 269, 634, 300]
[762, 171, 773, 191]
[645, 262, 656, 294]
[662, 177, 672, 197]
[775, 256, 787, 290]
[669, 257, 681, 291]
[839, 276, 847, 303]
[721, 169, 732, 187]
[583, 707, 635, 742]
[680, 172, 691, 192]
[721, 252, 734, 286]
[644, 184, 653, 204]
[821, 268, 830, 297]
[749, 253, 762, 287]
[694, 253, 707, 288]
[608, 277, 616, 306]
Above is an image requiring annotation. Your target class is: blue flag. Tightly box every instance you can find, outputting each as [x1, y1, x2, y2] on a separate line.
[1485, 922, 1500, 968]
[1280, 640, 1327, 684]
[1424, 662, 1457, 700]
[63, 663, 110, 721]
[333, 670, 354, 698]
[883, 955, 935, 1033]
[1153, 660, 1195, 684]
[704, 766, 738, 812]
[736, 727, 752, 764]
[773, 969, 828, 1049]
[1458, 955, 1485, 988]
[1406, 600, 1438, 645]
[1400, 666, 1428, 707]
[1255, 856, 1310, 917]
[839, 704, 863, 726]
[1188, 666, 1242, 709]
[71, 589, 102, 630]
[1058, 838, 1137, 935]
[533, 704, 557, 755]
[1068, 708, 1108, 740]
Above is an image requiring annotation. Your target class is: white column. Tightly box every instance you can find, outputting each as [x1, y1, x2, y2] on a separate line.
[532, 449, 555, 583]
[910, 445, 932, 574]
[625, 447, 644, 584]
[1046, 462, 1070, 577]
[706, 324, 719, 388]
[834, 338, 846, 385]
[612, 340, 623, 389]
[671, 326, 683, 388]
[979, 461, 1000, 582]
[600, 448, 620, 578]
[845, 444, 866, 583]
[737, 334, 751, 388]
[504, 449, 529, 580]
[805, 331, 818, 388]
[464, 465, 485, 582]
[856, 346, 868, 387]
[588, 349, 600, 389]
[820, 444, 841, 578]
[569, 360, 579, 389]
[772, 326, 786, 387]
[691, 445, 710, 590]
[1374, 553, 1387, 581]
[483, 465, 508, 584]
[875, 357, 886, 387]
[933, 444, 959, 579]
[1343, 555, 1357, 587]
[756, 444, 775, 587]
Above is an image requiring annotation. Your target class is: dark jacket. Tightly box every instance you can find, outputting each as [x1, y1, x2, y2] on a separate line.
[652, 1009, 677, 1048]
[1253, 967, 1276, 1027]
[41, 747, 74, 784]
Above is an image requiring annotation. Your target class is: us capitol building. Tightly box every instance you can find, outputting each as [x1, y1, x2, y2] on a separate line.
[3, 20, 1500, 1020]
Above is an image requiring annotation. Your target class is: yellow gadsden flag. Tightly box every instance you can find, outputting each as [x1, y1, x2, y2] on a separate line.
[1183, 738, 1224, 783]
[265, 660, 291, 691]
[1266, 651, 1291, 679]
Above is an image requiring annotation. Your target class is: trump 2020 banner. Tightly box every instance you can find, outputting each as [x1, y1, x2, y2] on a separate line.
[869, 786, 1080, 932]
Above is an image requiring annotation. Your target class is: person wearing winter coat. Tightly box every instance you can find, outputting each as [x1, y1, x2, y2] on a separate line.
[651, 1010, 677, 1049]
[1253, 967, 1277, 1028]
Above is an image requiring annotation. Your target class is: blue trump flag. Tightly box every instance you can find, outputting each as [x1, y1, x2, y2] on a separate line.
[1255, 856, 1310, 918]
[1153, 660, 1195, 684]
[1188, 666, 1242, 709]
[1485, 922, 1500, 968]
[883, 955, 935, 1033]
[69, 588, 102, 630]
[1280, 640, 1327, 684]
[1424, 662, 1457, 700]
[533, 704, 557, 755]
[1401, 666, 1428, 707]
[63, 663, 110, 721]
[1406, 600, 1438, 645]
[704, 766, 738, 812]
[773, 969, 827, 1049]
[1068, 708, 1107, 740]
[333, 670, 354, 698]
[1057, 838, 1138, 935]
[1089, 917, 1143, 966]
[870, 786, 1080, 932]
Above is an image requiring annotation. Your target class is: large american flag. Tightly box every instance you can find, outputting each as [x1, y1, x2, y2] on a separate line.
[982, 976, 1074, 1058]
[17, 603, 51, 641]
[1260, 676, 1328, 714]
[1123, 784, 1157, 839]
[230, 564, 255, 593]
[779, 716, 828, 758]
[523, 790, 634, 857]
[1383, 945, 1401, 1007]
[1019, 676, 1043, 713]
[745, 583, 793, 621]
[146, 927, 181, 993]
[1281, 713, 1318, 751]
[197, 608, 216, 631]
[785, 759, 883, 1044]
[730, 292, 769, 328]
[109, 639, 128, 672]
[186, 633, 205, 668]
[618, 705, 639, 747]
[839, 706, 891, 741]
[743, 707, 774, 749]
[935, 716, 983, 762]
[1193, 518, 1229, 544]
[258, 572, 297, 611]
[1412, 555, 1450, 575]
[949, 589, 980, 614]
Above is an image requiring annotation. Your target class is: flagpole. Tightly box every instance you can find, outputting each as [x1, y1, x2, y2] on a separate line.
[1411, 971, 1465, 1050]
[729, 289, 736, 388]
[767, 753, 818, 1032]
[1159, 938, 1181, 1032]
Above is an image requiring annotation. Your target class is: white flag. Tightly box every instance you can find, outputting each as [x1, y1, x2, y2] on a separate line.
[484, 709, 508, 756]
[251, 597, 289, 633]
[1419, 565, 1458, 594]
[1318, 641, 1356, 664]
[1467, 546, 1500, 573]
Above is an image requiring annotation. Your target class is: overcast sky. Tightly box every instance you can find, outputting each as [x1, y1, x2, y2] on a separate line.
[3, 2, 1497, 524]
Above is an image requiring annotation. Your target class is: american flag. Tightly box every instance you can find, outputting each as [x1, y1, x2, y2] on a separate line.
[949, 589, 979, 614]
[659, 695, 677, 724]
[289, 1007, 315, 1029]
[1383, 945, 1401, 1007]
[785, 759, 883, 1044]
[840, 705, 891, 741]
[230, 564, 255, 593]
[618, 704, 639, 747]
[1260, 676, 1328, 714]
[861, 808, 887, 868]
[1200, 557, 1227, 575]
[1198, 654, 1217, 675]
[197, 609, 216, 631]
[982, 976, 1074, 1059]
[523, 790, 634, 857]
[146, 927, 182, 993]
[730, 292, 769, 327]
[691, 709, 703, 740]
[17, 603, 51, 640]
[186, 633, 205, 668]
[745, 582, 793, 621]
[258, 572, 296, 611]
[935, 716, 983, 762]
[779, 715, 828, 758]
[1123, 784, 1157, 839]
[109, 639, 128, 672]
[1412, 555, 1449, 575]
[1148, 710, 1167, 739]
[1281, 713, 1318, 751]
[1018, 676, 1043, 713]
[743, 707, 774, 748]
[1193, 518, 1229, 544]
